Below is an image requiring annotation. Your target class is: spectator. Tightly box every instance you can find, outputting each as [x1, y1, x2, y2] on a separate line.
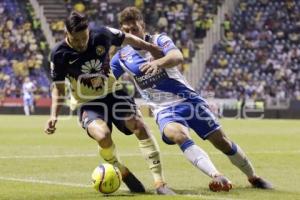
[0, 0, 50, 98]
[199, 0, 300, 100]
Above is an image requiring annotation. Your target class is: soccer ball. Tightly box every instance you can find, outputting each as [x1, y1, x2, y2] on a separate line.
[91, 163, 122, 194]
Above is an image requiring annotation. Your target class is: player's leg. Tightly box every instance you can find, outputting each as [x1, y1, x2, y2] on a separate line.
[87, 119, 147, 192]
[83, 115, 127, 174]
[80, 103, 145, 193]
[29, 98, 35, 114]
[124, 111, 163, 184]
[207, 129, 273, 189]
[112, 90, 174, 194]
[23, 98, 30, 116]
[123, 111, 175, 195]
[191, 100, 272, 189]
[162, 121, 231, 192]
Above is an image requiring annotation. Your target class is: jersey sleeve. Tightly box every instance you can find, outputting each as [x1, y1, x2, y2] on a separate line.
[104, 27, 126, 46]
[156, 34, 178, 55]
[49, 49, 66, 82]
[110, 52, 125, 79]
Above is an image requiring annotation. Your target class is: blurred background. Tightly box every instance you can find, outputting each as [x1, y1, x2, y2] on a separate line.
[0, 0, 299, 119]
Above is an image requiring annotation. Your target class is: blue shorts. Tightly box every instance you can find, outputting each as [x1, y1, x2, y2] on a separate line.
[24, 98, 34, 107]
[78, 90, 137, 137]
[156, 100, 221, 144]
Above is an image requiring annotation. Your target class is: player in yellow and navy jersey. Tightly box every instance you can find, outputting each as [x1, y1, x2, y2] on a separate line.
[44, 11, 175, 195]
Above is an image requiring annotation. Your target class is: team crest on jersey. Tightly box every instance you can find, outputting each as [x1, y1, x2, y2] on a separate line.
[120, 50, 133, 63]
[96, 45, 105, 56]
[120, 50, 131, 59]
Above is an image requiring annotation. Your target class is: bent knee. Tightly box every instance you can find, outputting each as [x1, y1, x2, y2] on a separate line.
[164, 123, 190, 145]
[125, 117, 147, 136]
[171, 133, 190, 144]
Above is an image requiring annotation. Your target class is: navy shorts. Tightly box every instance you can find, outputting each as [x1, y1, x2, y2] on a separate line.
[78, 90, 136, 136]
[156, 99, 221, 145]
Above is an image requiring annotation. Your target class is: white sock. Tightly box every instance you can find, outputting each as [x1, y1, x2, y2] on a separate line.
[30, 105, 35, 113]
[138, 137, 164, 184]
[24, 105, 30, 116]
[226, 143, 255, 178]
[181, 140, 219, 178]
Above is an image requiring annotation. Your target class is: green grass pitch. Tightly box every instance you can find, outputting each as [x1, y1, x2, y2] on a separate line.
[0, 115, 299, 200]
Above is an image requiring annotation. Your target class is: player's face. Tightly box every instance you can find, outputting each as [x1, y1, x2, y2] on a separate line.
[121, 20, 145, 39]
[67, 29, 89, 52]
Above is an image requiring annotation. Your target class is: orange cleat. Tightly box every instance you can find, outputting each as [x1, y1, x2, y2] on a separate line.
[209, 174, 233, 192]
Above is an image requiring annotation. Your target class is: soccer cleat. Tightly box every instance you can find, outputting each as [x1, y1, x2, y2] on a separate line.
[122, 168, 146, 193]
[248, 176, 273, 189]
[155, 183, 176, 195]
[209, 175, 232, 192]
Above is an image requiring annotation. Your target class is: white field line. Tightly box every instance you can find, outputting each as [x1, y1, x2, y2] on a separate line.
[0, 176, 91, 188]
[0, 176, 241, 200]
[0, 150, 299, 159]
[184, 195, 241, 200]
[0, 176, 128, 190]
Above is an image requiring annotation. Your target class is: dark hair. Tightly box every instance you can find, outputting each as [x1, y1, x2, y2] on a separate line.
[119, 7, 143, 25]
[65, 11, 88, 33]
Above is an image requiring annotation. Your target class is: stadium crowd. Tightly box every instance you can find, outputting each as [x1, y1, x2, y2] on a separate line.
[51, 0, 224, 68]
[199, 0, 300, 100]
[2, 0, 300, 102]
[0, 0, 50, 99]
[138, 0, 224, 60]
[0, 0, 225, 99]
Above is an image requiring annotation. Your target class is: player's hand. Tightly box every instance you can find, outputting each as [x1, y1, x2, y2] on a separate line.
[140, 60, 160, 76]
[44, 117, 57, 134]
[148, 44, 164, 60]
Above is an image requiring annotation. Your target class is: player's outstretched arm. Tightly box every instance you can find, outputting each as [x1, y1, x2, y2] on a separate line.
[123, 33, 163, 59]
[44, 82, 65, 135]
[140, 49, 184, 75]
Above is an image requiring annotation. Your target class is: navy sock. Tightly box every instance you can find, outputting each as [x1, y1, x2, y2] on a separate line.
[180, 139, 194, 152]
[225, 142, 238, 155]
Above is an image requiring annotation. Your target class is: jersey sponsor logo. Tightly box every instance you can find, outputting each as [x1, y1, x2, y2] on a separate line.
[81, 59, 102, 74]
[79, 59, 110, 90]
[134, 69, 168, 89]
[69, 58, 79, 65]
[96, 45, 105, 56]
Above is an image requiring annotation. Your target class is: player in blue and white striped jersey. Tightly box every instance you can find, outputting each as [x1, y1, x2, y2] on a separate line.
[111, 7, 272, 191]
